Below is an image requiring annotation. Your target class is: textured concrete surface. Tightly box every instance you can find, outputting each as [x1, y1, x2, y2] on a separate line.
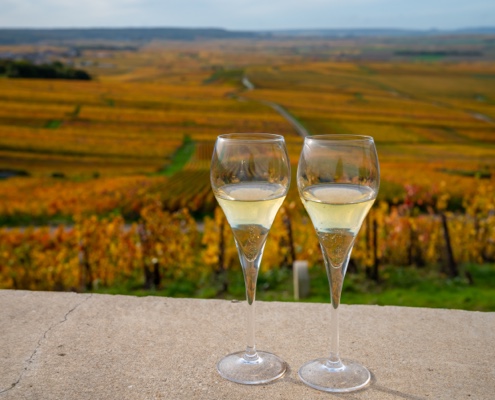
[1, 290, 494, 399]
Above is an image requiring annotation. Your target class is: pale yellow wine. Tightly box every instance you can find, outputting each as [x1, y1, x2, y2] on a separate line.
[215, 182, 286, 261]
[301, 184, 376, 267]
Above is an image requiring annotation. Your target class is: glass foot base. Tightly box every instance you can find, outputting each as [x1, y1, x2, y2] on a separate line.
[217, 350, 287, 385]
[298, 358, 371, 393]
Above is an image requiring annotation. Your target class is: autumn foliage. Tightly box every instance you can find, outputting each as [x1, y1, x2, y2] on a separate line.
[1, 41, 494, 292]
[1, 177, 494, 291]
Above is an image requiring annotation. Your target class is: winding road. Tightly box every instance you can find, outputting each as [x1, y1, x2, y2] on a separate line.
[241, 76, 310, 137]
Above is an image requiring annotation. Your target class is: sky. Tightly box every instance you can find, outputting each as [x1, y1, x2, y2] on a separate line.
[1, 0, 494, 31]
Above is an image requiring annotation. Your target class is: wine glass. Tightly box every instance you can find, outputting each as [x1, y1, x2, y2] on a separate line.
[297, 135, 380, 392]
[210, 133, 290, 385]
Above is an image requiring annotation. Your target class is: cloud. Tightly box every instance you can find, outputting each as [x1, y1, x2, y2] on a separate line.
[0, 0, 493, 29]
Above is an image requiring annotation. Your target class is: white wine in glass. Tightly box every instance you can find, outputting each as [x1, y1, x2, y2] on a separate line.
[297, 135, 380, 393]
[211, 133, 290, 385]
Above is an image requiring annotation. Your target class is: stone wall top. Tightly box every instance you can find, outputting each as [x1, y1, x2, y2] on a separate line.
[1, 290, 494, 399]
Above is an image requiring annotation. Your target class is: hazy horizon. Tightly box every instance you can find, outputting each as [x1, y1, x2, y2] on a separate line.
[1, 0, 494, 31]
[1, 26, 494, 32]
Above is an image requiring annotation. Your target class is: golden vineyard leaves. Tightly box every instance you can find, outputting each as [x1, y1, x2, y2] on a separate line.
[1, 178, 494, 291]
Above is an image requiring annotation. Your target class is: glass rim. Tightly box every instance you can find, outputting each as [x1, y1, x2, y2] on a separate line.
[305, 134, 374, 142]
[217, 133, 285, 142]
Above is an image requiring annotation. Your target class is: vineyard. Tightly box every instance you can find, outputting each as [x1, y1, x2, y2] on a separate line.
[1, 37, 494, 310]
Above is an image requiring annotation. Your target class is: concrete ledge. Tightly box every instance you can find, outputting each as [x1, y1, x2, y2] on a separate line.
[1, 290, 494, 399]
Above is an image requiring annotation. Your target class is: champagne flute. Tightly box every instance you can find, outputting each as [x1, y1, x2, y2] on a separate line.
[210, 133, 290, 385]
[297, 135, 380, 392]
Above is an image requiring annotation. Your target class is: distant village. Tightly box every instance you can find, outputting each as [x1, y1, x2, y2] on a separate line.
[0, 47, 78, 63]
[0, 47, 116, 69]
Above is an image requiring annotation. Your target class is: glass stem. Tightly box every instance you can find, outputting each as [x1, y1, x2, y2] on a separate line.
[329, 302, 340, 364]
[241, 255, 261, 361]
[324, 252, 351, 369]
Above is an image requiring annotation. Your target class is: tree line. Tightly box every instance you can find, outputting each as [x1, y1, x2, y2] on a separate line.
[0, 60, 91, 80]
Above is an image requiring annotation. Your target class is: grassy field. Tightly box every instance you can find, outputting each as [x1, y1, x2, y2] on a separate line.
[90, 263, 495, 311]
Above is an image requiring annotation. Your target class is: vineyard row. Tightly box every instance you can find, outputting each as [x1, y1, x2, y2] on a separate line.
[1, 192, 494, 292]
